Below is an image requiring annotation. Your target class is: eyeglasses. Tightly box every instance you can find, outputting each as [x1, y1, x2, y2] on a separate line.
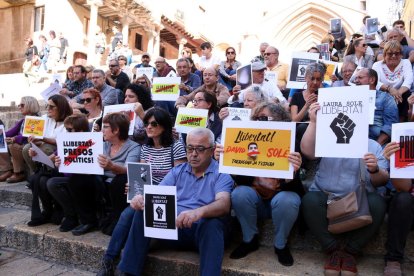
[192, 99, 206, 105]
[80, 97, 94, 104]
[144, 121, 159, 128]
[46, 104, 57, 110]
[386, 52, 402, 57]
[66, 127, 73, 132]
[109, 64, 118, 67]
[255, 116, 274, 121]
[226, 51, 235, 55]
[186, 146, 213, 154]
[263, 52, 276, 56]
[360, 43, 367, 47]
[18, 104, 25, 108]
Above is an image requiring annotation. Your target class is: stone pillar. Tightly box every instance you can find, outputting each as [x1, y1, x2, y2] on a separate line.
[146, 30, 155, 56]
[121, 16, 131, 45]
[177, 37, 188, 59]
[153, 29, 161, 57]
[87, 0, 103, 65]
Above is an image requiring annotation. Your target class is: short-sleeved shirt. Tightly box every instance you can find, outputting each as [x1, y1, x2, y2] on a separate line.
[160, 159, 234, 215]
[107, 71, 130, 93]
[140, 140, 186, 185]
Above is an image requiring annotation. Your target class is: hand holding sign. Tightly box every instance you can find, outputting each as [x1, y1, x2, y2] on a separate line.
[329, 113, 356, 144]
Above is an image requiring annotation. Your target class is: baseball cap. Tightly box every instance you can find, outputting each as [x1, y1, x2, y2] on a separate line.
[251, 61, 266, 71]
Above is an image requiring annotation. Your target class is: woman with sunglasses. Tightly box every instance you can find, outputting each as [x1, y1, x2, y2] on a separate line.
[81, 88, 103, 131]
[124, 84, 154, 144]
[97, 107, 186, 274]
[133, 74, 151, 88]
[192, 91, 222, 142]
[219, 47, 241, 90]
[344, 37, 374, 69]
[214, 101, 302, 266]
[373, 40, 413, 122]
[0, 96, 40, 183]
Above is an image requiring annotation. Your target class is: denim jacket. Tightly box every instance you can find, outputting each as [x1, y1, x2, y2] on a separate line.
[369, 90, 399, 141]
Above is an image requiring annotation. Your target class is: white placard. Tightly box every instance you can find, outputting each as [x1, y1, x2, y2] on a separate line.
[224, 107, 252, 121]
[56, 132, 104, 175]
[135, 67, 154, 80]
[367, 18, 379, 35]
[103, 103, 136, 135]
[51, 74, 64, 85]
[390, 123, 414, 178]
[151, 77, 181, 101]
[315, 86, 370, 158]
[0, 125, 7, 153]
[265, 71, 279, 92]
[174, 107, 208, 134]
[287, 52, 320, 89]
[127, 162, 152, 203]
[144, 185, 177, 240]
[368, 90, 376, 125]
[40, 83, 63, 101]
[30, 142, 54, 168]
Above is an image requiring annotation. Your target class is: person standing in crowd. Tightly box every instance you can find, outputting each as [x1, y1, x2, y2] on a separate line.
[48, 30, 61, 73]
[38, 34, 49, 72]
[111, 26, 123, 53]
[59, 32, 69, 64]
[22, 37, 40, 85]
[94, 26, 107, 65]
[118, 55, 133, 82]
[320, 34, 339, 62]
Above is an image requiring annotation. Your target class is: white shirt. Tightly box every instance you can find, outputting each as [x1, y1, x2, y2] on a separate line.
[42, 114, 66, 139]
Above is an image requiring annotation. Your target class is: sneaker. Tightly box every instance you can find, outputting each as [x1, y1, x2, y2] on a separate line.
[96, 258, 115, 276]
[229, 234, 259, 259]
[324, 250, 342, 276]
[383, 261, 402, 276]
[274, 246, 294, 266]
[59, 217, 79, 232]
[341, 251, 358, 276]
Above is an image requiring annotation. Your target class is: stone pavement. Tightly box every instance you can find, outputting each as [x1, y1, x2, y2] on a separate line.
[0, 180, 414, 275]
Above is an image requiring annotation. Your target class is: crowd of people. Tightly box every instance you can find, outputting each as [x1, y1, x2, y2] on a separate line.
[3, 16, 414, 276]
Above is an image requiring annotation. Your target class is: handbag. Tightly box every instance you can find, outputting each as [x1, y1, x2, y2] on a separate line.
[317, 159, 373, 234]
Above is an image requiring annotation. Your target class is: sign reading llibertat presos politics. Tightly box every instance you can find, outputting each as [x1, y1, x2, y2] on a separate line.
[287, 52, 320, 89]
[390, 123, 414, 178]
[151, 77, 181, 101]
[315, 86, 370, 158]
[56, 132, 104, 175]
[144, 185, 177, 240]
[127, 162, 152, 203]
[219, 120, 296, 179]
[174, 107, 208, 134]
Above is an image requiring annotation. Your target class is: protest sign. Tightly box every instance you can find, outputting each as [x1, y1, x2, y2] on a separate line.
[390, 123, 414, 178]
[367, 18, 379, 34]
[264, 71, 279, 92]
[219, 120, 296, 179]
[224, 107, 252, 121]
[319, 60, 338, 85]
[103, 103, 136, 135]
[127, 162, 152, 203]
[40, 83, 63, 101]
[144, 185, 177, 240]
[51, 74, 64, 85]
[56, 132, 104, 175]
[22, 116, 46, 138]
[30, 142, 54, 168]
[237, 64, 252, 90]
[174, 108, 208, 134]
[151, 77, 181, 101]
[330, 18, 342, 34]
[0, 125, 6, 153]
[315, 86, 370, 158]
[368, 90, 376, 125]
[287, 52, 320, 89]
[135, 67, 154, 80]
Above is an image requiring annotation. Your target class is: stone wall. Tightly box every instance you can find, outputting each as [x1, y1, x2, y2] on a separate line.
[0, 107, 23, 129]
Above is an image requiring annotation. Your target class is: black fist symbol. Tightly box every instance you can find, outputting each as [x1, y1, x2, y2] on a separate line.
[330, 113, 356, 144]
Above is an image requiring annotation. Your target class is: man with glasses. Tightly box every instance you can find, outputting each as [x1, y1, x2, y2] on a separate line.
[106, 59, 130, 101]
[332, 61, 357, 87]
[117, 128, 233, 276]
[175, 67, 230, 108]
[60, 65, 93, 99]
[153, 57, 176, 78]
[264, 46, 289, 92]
[251, 42, 269, 63]
[132, 52, 155, 80]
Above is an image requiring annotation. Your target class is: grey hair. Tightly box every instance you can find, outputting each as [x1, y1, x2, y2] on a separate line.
[109, 59, 119, 66]
[187, 128, 215, 147]
[251, 101, 291, 122]
[176, 58, 190, 66]
[21, 96, 40, 115]
[305, 62, 327, 79]
[244, 85, 268, 102]
[260, 42, 269, 48]
[92, 69, 105, 77]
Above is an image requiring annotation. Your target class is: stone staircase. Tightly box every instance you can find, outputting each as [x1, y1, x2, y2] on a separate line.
[1, 181, 414, 275]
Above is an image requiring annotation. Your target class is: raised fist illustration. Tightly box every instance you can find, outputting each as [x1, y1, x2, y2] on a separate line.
[329, 113, 356, 144]
[156, 206, 163, 219]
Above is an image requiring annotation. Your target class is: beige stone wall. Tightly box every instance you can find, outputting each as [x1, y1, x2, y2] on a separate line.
[402, 1, 414, 38]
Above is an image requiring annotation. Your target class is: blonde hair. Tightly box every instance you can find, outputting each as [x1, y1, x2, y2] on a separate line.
[21, 96, 40, 115]
[321, 34, 334, 44]
[383, 40, 403, 58]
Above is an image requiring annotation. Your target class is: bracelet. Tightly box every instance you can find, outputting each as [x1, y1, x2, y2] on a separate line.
[367, 165, 379, 174]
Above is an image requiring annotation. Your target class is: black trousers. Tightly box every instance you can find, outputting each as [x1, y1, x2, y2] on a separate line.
[106, 174, 128, 224]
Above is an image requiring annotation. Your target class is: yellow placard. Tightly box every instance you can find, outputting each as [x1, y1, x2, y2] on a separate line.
[324, 63, 336, 82]
[152, 83, 179, 94]
[23, 117, 46, 137]
[223, 128, 291, 171]
[176, 114, 207, 128]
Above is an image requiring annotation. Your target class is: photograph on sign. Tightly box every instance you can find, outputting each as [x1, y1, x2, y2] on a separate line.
[287, 52, 320, 89]
[127, 162, 152, 203]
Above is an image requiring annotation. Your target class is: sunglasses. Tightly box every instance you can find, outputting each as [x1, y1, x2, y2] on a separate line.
[226, 51, 235, 55]
[136, 81, 147, 85]
[18, 104, 25, 108]
[144, 121, 159, 128]
[386, 52, 401, 57]
[360, 43, 367, 47]
[66, 127, 73, 132]
[256, 116, 274, 121]
[186, 146, 213, 154]
[109, 64, 118, 67]
[263, 52, 276, 56]
[80, 97, 94, 104]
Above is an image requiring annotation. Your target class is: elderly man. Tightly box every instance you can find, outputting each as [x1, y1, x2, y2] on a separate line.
[60, 65, 94, 99]
[354, 68, 398, 145]
[132, 52, 155, 79]
[227, 61, 287, 108]
[251, 42, 269, 63]
[154, 57, 176, 78]
[175, 67, 230, 108]
[106, 59, 130, 99]
[117, 128, 233, 276]
[264, 46, 289, 91]
[333, 61, 357, 87]
[177, 58, 201, 95]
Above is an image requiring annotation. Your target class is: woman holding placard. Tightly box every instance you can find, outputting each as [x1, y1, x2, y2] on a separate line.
[0, 96, 40, 183]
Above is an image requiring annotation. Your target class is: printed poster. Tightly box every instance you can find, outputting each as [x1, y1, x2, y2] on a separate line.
[174, 107, 208, 134]
[103, 103, 136, 135]
[319, 60, 338, 85]
[224, 107, 252, 121]
[236, 64, 252, 90]
[40, 83, 63, 101]
[287, 52, 320, 89]
[135, 67, 154, 81]
[315, 86, 370, 158]
[265, 71, 279, 92]
[367, 18, 379, 34]
[390, 123, 414, 178]
[56, 132, 104, 175]
[151, 77, 181, 101]
[330, 18, 342, 34]
[22, 116, 46, 138]
[30, 142, 54, 168]
[0, 125, 6, 153]
[219, 120, 296, 179]
[317, 43, 330, 53]
[127, 162, 152, 203]
[144, 185, 177, 240]
[368, 90, 376, 125]
[51, 74, 64, 85]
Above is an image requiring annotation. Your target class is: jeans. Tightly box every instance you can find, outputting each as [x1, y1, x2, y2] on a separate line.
[231, 185, 301, 249]
[302, 191, 386, 254]
[118, 211, 227, 276]
[385, 192, 414, 263]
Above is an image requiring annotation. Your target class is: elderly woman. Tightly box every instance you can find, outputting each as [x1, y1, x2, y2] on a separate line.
[301, 102, 389, 276]
[192, 91, 222, 142]
[219, 47, 242, 90]
[0, 96, 40, 183]
[215, 101, 302, 266]
[344, 38, 374, 69]
[373, 40, 414, 121]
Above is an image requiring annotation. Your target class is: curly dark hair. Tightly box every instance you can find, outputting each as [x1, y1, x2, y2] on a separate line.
[143, 107, 173, 147]
[126, 84, 154, 111]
